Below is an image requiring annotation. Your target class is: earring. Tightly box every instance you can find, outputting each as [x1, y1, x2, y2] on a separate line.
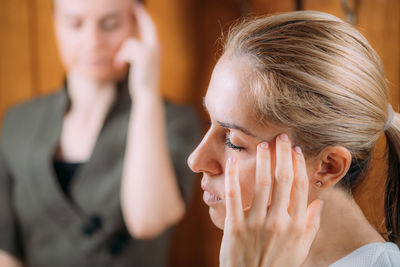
[316, 181, 323, 187]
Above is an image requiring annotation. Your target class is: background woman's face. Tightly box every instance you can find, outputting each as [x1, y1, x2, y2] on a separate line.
[188, 55, 287, 229]
[53, 0, 135, 82]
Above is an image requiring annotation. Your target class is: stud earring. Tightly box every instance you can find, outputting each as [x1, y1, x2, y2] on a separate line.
[316, 181, 323, 187]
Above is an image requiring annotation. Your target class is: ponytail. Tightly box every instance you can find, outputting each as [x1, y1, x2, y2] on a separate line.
[384, 112, 400, 246]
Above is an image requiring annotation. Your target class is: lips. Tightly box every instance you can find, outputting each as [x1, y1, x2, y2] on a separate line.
[203, 190, 223, 204]
[201, 180, 223, 206]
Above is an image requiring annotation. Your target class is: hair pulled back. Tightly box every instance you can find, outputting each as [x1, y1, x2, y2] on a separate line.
[224, 11, 400, 245]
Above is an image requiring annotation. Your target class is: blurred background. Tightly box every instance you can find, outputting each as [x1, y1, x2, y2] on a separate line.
[0, 0, 399, 266]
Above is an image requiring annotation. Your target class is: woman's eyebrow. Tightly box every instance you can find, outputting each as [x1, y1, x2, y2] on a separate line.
[100, 12, 122, 21]
[217, 121, 258, 138]
[62, 11, 121, 20]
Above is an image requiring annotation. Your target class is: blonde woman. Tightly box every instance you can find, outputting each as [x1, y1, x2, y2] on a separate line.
[0, 0, 200, 266]
[188, 11, 400, 266]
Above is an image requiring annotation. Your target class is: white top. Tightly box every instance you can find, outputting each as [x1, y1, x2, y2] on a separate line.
[330, 242, 400, 267]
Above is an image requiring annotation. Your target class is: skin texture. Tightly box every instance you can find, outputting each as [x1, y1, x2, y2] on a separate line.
[187, 54, 323, 267]
[188, 55, 296, 229]
[53, 0, 134, 82]
[188, 54, 385, 266]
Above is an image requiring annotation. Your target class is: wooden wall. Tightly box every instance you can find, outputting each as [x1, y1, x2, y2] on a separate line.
[0, 0, 399, 266]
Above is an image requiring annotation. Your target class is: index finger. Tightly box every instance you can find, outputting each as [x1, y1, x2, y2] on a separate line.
[132, 3, 158, 46]
[225, 157, 244, 225]
[249, 142, 272, 222]
[270, 133, 294, 215]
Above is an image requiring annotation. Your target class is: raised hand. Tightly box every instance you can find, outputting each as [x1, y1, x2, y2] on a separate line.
[220, 134, 324, 267]
[114, 3, 161, 99]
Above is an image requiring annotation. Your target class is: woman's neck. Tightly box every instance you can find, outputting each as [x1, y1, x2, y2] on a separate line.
[56, 72, 118, 162]
[303, 188, 385, 267]
[66, 71, 117, 117]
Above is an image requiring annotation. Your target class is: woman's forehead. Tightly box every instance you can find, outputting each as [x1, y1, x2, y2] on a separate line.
[54, 0, 132, 17]
[205, 59, 263, 138]
[205, 54, 289, 141]
[206, 57, 251, 116]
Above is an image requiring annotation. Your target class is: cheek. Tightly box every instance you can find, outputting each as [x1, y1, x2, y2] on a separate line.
[57, 39, 78, 70]
[55, 28, 81, 67]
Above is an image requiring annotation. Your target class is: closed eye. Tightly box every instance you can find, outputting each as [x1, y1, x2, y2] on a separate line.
[225, 135, 244, 151]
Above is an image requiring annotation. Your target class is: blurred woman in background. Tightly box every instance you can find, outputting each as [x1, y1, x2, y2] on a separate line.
[189, 11, 400, 266]
[0, 0, 200, 266]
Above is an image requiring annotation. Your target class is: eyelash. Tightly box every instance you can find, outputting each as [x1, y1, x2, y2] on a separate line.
[225, 135, 244, 151]
[207, 120, 245, 152]
[69, 21, 82, 29]
[101, 20, 121, 31]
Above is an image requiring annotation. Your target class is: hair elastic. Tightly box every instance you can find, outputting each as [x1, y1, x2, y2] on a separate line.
[383, 104, 395, 131]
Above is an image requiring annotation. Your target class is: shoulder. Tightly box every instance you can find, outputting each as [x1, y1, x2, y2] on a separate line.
[2, 90, 65, 134]
[164, 100, 200, 123]
[1, 90, 66, 155]
[164, 100, 202, 142]
[330, 242, 400, 267]
[3, 90, 64, 124]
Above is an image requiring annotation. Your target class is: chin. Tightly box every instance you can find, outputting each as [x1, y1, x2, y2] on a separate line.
[209, 207, 225, 230]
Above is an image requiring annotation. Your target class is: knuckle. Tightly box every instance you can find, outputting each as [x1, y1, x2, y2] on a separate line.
[265, 219, 282, 235]
[248, 219, 264, 232]
[275, 169, 293, 183]
[290, 221, 305, 235]
[226, 188, 236, 199]
[294, 176, 307, 190]
[258, 178, 271, 189]
[227, 223, 244, 236]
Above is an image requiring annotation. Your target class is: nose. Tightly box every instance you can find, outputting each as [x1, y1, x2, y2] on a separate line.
[187, 129, 223, 176]
[86, 23, 102, 49]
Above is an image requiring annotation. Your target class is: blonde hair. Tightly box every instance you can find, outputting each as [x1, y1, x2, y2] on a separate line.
[223, 11, 400, 245]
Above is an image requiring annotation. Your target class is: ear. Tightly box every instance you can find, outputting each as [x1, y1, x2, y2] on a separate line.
[308, 146, 352, 189]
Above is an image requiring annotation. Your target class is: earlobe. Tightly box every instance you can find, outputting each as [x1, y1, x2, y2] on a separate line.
[311, 146, 352, 189]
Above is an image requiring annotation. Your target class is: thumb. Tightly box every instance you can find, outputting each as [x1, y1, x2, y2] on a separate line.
[114, 38, 141, 67]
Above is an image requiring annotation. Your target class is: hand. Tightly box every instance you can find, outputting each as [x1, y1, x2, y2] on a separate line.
[114, 3, 161, 99]
[220, 134, 324, 267]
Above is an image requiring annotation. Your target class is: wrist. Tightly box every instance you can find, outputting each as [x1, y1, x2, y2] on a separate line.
[133, 89, 162, 103]
[132, 91, 163, 112]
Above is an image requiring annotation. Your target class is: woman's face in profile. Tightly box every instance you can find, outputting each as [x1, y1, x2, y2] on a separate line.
[188, 54, 289, 229]
[53, 0, 135, 82]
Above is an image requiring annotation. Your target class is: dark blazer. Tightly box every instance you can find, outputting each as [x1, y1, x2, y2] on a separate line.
[0, 85, 201, 267]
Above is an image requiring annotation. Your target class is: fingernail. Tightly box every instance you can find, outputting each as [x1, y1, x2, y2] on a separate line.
[260, 142, 269, 149]
[294, 146, 302, 154]
[279, 133, 289, 142]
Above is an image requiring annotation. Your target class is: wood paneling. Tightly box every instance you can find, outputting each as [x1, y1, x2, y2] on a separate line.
[34, 0, 65, 94]
[147, 0, 199, 103]
[249, 0, 295, 14]
[0, 0, 35, 124]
